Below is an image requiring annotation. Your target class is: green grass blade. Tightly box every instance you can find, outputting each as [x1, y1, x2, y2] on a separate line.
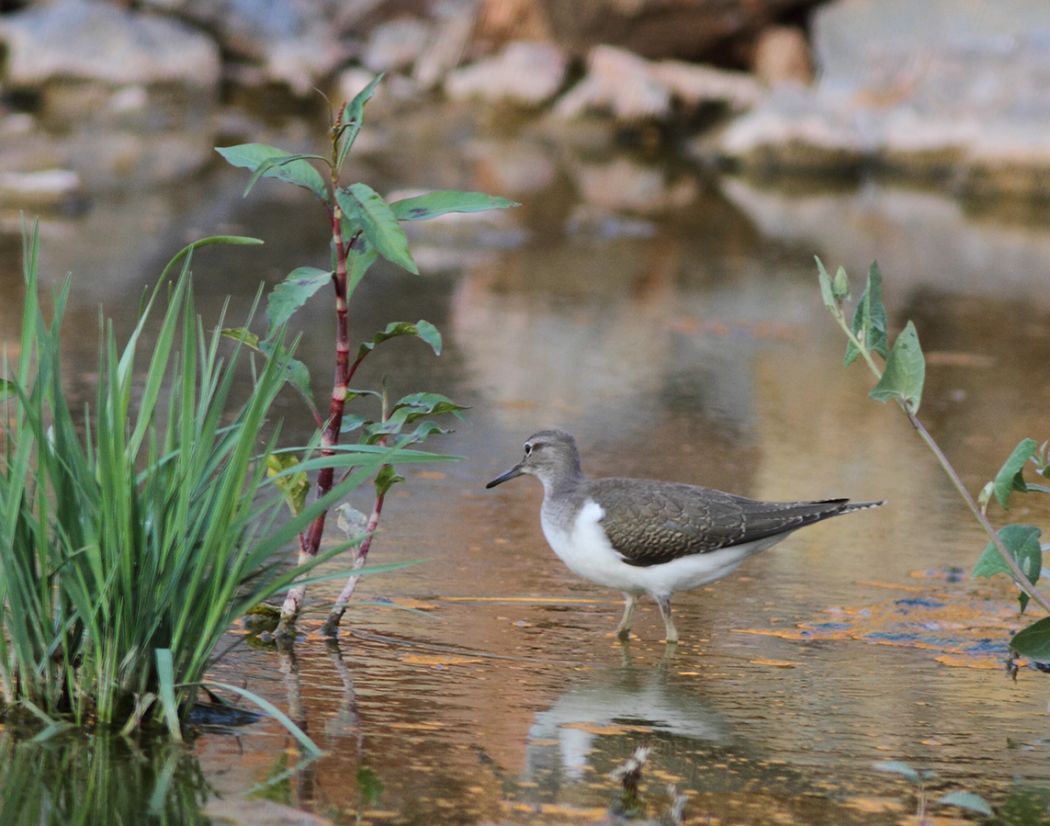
[203, 680, 322, 757]
[155, 649, 183, 742]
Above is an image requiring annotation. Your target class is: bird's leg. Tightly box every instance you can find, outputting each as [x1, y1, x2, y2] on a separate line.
[654, 595, 678, 644]
[615, 593, 637, 641]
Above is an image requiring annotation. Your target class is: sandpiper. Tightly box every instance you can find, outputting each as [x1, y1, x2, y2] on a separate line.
[486, 429, 883, 643]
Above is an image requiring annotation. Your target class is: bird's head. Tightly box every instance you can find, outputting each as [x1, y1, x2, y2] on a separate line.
[486, 429, 583, 491]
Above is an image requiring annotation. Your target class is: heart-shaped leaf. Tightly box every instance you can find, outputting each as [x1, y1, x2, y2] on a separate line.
[991, 438, 1038, 510]
[869, 321, 925, 413]
[972, 523, 1041, 612]
[1010, 616, 1050, 661]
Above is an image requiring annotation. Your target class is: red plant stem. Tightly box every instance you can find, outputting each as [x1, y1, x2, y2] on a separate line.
[324, 488, 387, 633]
[280, 210, 356, 628]
[301, 211, 353, 558]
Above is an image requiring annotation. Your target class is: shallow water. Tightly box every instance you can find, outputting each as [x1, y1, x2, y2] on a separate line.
[3, 108, 1050, 824]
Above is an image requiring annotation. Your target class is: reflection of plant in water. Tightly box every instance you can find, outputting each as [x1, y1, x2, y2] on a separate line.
[215, 75, 517, 638]
[0, 732, 210, 825]
[817, 260, 1049, 664]
[874, 760, 993, 822]
[609, 746, 688, 824]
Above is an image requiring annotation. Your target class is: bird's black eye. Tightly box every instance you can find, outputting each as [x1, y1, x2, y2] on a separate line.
[524, 443, 533, 456]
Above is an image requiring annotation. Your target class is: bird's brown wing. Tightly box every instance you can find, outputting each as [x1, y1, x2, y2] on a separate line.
[589, 478, 852, 567]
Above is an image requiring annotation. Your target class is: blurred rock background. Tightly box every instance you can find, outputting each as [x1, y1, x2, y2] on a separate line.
[3, 0, 1047, 208]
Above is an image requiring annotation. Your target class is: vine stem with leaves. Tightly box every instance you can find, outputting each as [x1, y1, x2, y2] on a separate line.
[829, 296, 1050, 615]
[818, 258, 1050, 640]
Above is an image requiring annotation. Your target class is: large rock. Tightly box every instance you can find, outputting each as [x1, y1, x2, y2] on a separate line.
[555, 45, 762, 121]
[0, 0, 220, 89]
[751, 25, 813, 87]
[143, 0, 346, 95]
[719, 0, 1050, 197]
[445, 41, 568, 105]
[530, 0, 822, 60]
[0, 0, 220, 191]
[361, 16, 432, 72]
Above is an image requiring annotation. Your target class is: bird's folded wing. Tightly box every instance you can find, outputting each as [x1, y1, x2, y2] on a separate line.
[591, 479, 849, 567]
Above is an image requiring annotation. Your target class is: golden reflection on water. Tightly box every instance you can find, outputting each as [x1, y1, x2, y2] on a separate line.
[4, 133, 1050, 824]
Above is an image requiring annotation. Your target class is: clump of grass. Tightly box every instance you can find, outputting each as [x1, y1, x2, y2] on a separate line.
[0, 225, 449, 735]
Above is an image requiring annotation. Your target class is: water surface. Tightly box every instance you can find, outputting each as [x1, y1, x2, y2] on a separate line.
[3, 108, 1050, 824]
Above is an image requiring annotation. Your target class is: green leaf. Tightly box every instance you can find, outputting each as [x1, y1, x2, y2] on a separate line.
[937, 791, 994, 817]
[340, 413, 368, 434]
[216, 143, 328, 202]
[244, 153, 330, 199]
[223, 327, 313, 404]
[972, 524, 1041, 582]
[393, 420, 453, 448]
[205, 680, 322, 757]
[832, 266, 850, 300]
[1010, 616, 1050, 661]
[845, 261, 889, 366]
[266, 266, 332, 338]
[977, 480, 995, 512]
[868, 321, 925, 413]
[972, 523, 1041, 611]
[992, 438, 1038, 510]
[356, 320, 442, 363]
[337, 73, 384, 170]
[346, 240, 379, 300]
[221, 326, 260, 349]
[266, 453, 309, 516]
[345, 388, 384, 402]
[276, 354, 312, 403]
[155, 650, 183, 742]
[337, 184, 418, 274]
[873, 760, 919, 784]
[392, 391, 467, 419]
[361, 393, 465, 442]
[374, 464, 405, 496]
[158, 235, 264, 283]
[0, 378, 17, 400]
[815, 256, 837, 310]
[390, 190, 520, 222]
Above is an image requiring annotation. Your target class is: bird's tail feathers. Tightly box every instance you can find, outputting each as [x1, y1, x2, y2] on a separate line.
[842, 499, 886, 513]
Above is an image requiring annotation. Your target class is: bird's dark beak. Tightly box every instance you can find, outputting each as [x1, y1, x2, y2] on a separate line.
[486, 463, 524, 489]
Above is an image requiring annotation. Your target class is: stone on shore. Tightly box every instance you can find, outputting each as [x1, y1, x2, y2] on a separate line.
[0, 0, 220, 90]
[445, 41, 569, 106]
[718, 0, 1050, 197]
[143, 0, 344, 95]
[555, 45, 761, 121]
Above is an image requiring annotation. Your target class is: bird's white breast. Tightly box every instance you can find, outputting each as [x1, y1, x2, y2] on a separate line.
[539, 497, 790, 598]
